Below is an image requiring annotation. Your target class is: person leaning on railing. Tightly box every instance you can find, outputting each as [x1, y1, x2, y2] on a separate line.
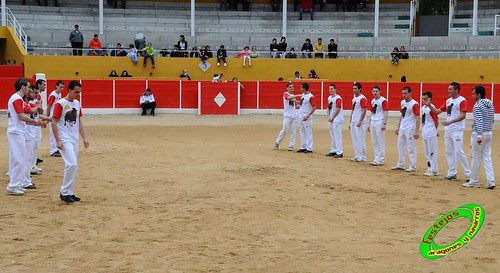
[69, 24, 84, 56]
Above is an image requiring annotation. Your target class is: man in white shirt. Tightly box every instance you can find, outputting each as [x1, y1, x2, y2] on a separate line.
[349, 82, 368, 162]
[421, 91, 439, 176]
[297, 83, 316, 153]
[47, 80, 65, 157]
[367, 85, 388, 165]
[326, 84, 344, 158]
[392, 86, 420, 172]
[140, 88, 156, 116]
[275, 82, 301, 151]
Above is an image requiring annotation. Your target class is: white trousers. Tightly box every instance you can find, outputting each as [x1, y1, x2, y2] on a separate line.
[275, 117, 297, 149]
[243, 56, 251, 66]
[470, 131, 495, 184]
[49, 125, 58, 154]
[444, 130, 471, 177]
[299, 116, 313, 151]
[29, 137, 40, 170]
[59, 141, 80, 196]
[350, 122, 366, 160]
[329, 122, 343, 154]
[422, 136, 439, 173]
[396, 130, 417, 169]
[370, 120, 385, 164]
[36, 126, 42, 158]
[7, 133, 27, 191]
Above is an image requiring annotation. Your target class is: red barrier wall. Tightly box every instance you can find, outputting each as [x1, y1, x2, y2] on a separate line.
[199, 82, 239, 115]
[0, 65, 23, 78]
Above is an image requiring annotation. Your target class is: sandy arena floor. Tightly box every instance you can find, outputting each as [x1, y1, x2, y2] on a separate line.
[0, 113, 499, 272]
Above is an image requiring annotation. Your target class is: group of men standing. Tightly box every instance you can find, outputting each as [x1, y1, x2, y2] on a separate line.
[6, 78, 90, 203]
[274, 81, 496, 190]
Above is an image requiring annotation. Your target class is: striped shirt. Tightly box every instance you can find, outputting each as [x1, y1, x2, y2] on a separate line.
[472, 98, 494, 135]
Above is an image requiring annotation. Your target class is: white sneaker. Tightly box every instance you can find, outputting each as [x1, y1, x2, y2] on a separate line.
[31, 168, 42, 175]
[7, 189, 24, 195]
[370, 161, 380, 166]
[356, 158, 367, 162]
[424, 172, 439, 176]
[463, 182, 480, 188]
[224, 63, 227, 67]
[217, 62, 220, 66]
[486, 183, 496, 190]
[406, 168, 416, 172]
[350, 157, 359, 161]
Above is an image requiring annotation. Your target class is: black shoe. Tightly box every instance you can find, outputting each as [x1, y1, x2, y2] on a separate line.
[141, 111, 146, 116]
[333, 153, 343, 158]
[71, 195, 81, 202]
[297, 149, 306, 153]
[37, 158, 43, 164]
[150, 112, 155, 116]
[304, 150, 313, 153]
[326, 152, 337, 157]
[60, 194, 75, 203]
[50, 151, 61, 157]
[24, 184, 37, 189]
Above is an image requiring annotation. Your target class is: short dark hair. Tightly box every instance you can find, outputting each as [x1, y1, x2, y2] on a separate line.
[146, 88, 151, 92]
[117, 43, 122, 46]
[422, 91, 433, 99]
[68, 80, 82, 90]
[403, 86, 412, 93]
[301, 82, 309, 91]
[74, 24, 79, 28]
[372, 85, 380, 91]
[473, 85, 486, 99]
[353, 82, 362, 90]
[305, 38, 311, 43]
[15, 78, 29, 91]
[330, 84, 336, 89]
[36, 79, 45, 86]
[449, 82, 460, 91]
[93, 34, 98, 38]
[286, 82, 294, 88]
[30, 84, 38, 91]
[56, 80, 64, 86]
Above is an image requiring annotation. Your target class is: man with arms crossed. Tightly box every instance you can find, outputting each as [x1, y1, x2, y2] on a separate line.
[275, 82, 301, 151]
[421, 91, 439, 176]
[424, 82, 471, 181]
[297, 83, 316, 153]
[463, 85, 495, 189]
[47, 80, 65, 157]
[326, 84, 344, 158]
[392, 86, 420, 172]
[367, 85, 388, 166]
[52, 81, 90, 203]
[349, 82, 368, 162]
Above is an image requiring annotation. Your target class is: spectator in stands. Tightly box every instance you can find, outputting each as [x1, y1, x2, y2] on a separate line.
[391, 47, 400, 65]
[286, 47, 297, 58]
[69, 24, 84, 56]
[250, 46, 260, 58]
[205, 45, 214, 58]
[128, 44, 138, 64]
[190, 46, 199, 58]
[309, 69, 319, 79]
[217, 45, 228, 66]
[359, 0, 367, 12]
[27, 0, 58, 6]
[177, 35, 188, 57]
[100, 47, 109, 56]
[134, 33, 146, 55]
[111, 43, 128, 56]
[88, 34, 102, 56]
[140, 88, 156, 116]
[278, 37, 287, 58]
[143, 42, 156, 68]
[270, 38, 279, 58]
[328, 38, 338, 59]
[219, 0, 228, 11]
[400, 46, 409, 59]
[271, 0, 280, 12]
[232, 77, 245, 90]
[212, 73, 223, 83]
[301, 38, 313, 58]
[170, 45, 184, 58]
[292, 71, 303, 79]
[299, 0, 314, 20]
[180, 69, 191, 80]
[200, 45, 209, 63]
[241, 46, 252, 66]
[314, 37, 325, 58]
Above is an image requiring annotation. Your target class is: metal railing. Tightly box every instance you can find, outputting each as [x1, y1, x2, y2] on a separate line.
[5, 7, 28, 54]
[495, 14, 500, 36]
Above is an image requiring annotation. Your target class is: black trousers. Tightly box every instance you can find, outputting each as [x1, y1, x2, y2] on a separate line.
[141, 102, 156, 115]
[72, 42, 83, 56]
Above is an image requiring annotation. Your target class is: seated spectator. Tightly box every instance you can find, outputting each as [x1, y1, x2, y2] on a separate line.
[128, 43, 138, 64]
[134, 33, 146, 55]
[205, 45, 213, 58]
[142, 42, 155, 68]
[327, 38, 338, 59]
[232, 77, 244, 90]
[109, 70, 119, 77]
[270, 38, 279, 58]
[250, 46, 260, 58]
[217, 45, 228, 66]
[240, 46, 252, 66]
[140, 88, 156, 116]
[170, 45, 184, 58]
[308, 69, 319, 79]
[120, 70, 132, 77]
[299, 0, 314, 20]
[400, 46, 409, 59]
[111, 43, 128, 56]
[278, 37, 287, 58]
[212, 73, 223, 83]
[88, 34, 102, 56]
[292, 71, 302, 79]
[180, 69, 191, 80]
[190, 46, 199, 58]
[391, 47, 400, 64]
[177, 35, 188, 57]
[286, 47, 297, 58]
[160, 49, 170, 57]
[301, 38, 313, 58]
[314, 37, 325, 58]
[100, 47, 109, 56]
[200, 45, 210, 63]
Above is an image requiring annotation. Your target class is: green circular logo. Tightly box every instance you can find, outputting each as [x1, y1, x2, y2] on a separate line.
[420, 204, 485, 259]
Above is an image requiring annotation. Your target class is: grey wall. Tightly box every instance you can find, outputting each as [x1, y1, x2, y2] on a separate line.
[419, 15, 448, 36]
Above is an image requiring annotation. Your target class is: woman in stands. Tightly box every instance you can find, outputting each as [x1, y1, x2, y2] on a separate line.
[270, 38, 279, 58]
[177, 35, 188, 57]
[278, 37, 287, 58]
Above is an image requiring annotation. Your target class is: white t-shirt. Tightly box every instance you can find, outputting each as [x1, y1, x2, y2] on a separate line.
[298, 93, 315, 118]
[421, 104, 439, 138]
[282, 91, 298, 119]
[328, 94, 343, 123]
[370, 96, 388, 122]
[48, 90, 62, 117]
[52, 98, 82, 143]
[439, 96, 467, 132]
[351, 94, 368, 124]
[26, 98, 40, 141]
[399, 99, 420, 131]
[7, 93, 27, 135]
